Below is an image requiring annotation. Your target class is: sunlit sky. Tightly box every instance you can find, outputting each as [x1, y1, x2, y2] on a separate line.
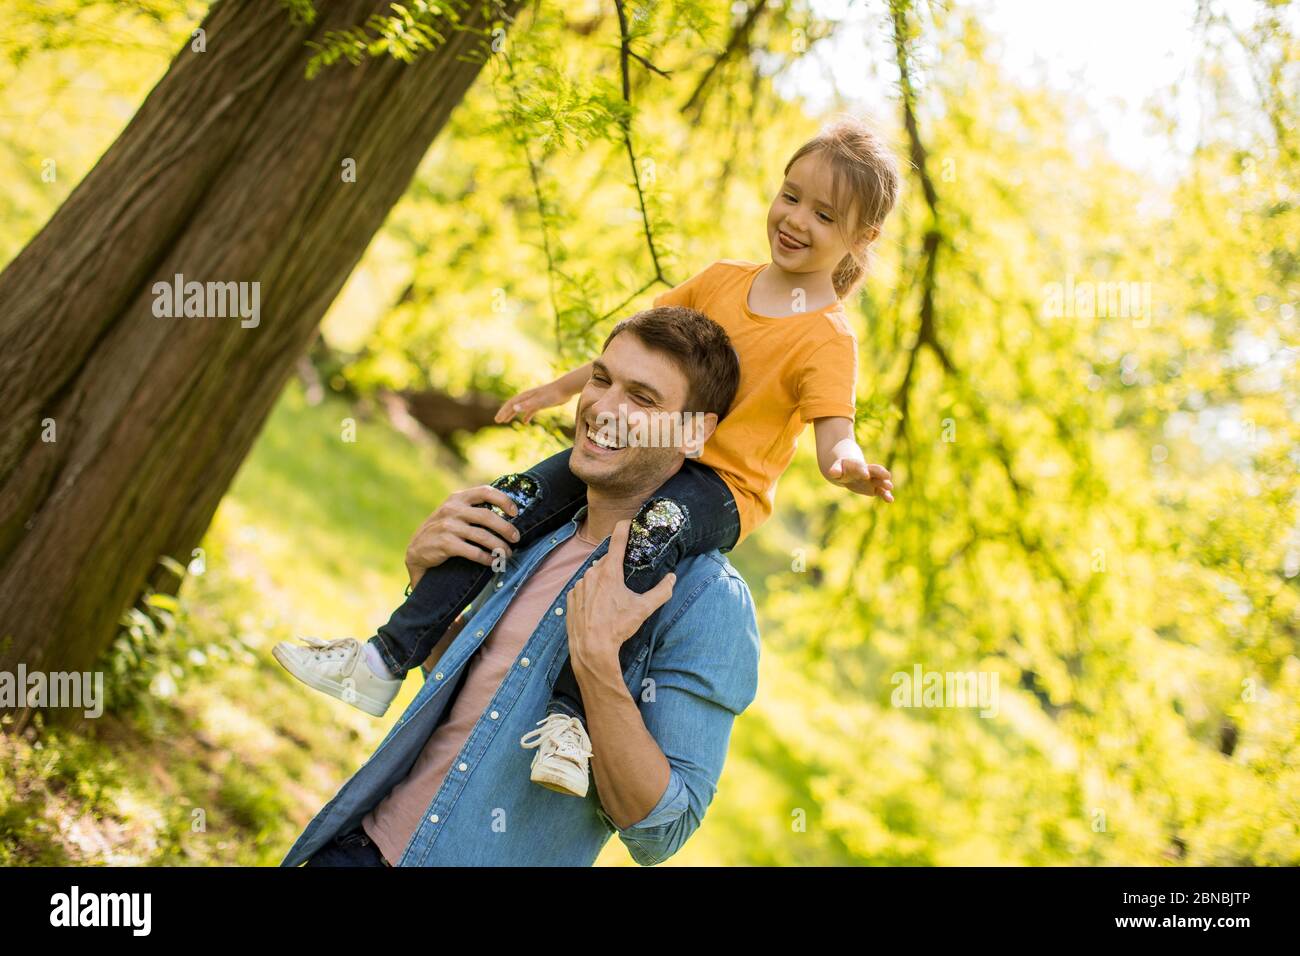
[786, 0, 1280, 177]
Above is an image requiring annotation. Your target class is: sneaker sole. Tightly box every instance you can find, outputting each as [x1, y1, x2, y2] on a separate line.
[530, 764, 589, 798]
[272, 645, 393, 717]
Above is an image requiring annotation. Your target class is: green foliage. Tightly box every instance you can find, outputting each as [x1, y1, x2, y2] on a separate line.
[279, 0, 316, 28]
[304, 0, 467, 78]
[99, 552, 262, 722]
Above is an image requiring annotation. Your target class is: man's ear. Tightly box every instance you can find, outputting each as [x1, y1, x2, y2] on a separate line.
[683, 411, 718, 459]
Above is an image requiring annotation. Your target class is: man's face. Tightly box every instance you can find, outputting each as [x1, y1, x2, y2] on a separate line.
[569, 332, 706, 496]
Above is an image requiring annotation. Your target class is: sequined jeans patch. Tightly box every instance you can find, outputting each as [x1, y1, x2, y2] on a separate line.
[625, 498, 686, 568]
[479, 472, 542, 519]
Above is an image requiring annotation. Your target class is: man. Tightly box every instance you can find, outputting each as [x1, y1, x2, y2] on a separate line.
[280, 306, 761, 866]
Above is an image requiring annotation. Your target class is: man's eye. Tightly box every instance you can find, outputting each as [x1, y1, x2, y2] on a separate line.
[783, 193, 797, 202]
[632, 394, 652, 405]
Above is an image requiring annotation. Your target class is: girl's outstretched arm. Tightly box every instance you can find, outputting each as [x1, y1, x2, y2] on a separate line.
[812, 415, 894, 502]
[494, 362, 593, 424]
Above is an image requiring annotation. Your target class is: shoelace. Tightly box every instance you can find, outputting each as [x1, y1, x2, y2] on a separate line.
[519, 714, 593, 763]
[300, 636, 359, 670]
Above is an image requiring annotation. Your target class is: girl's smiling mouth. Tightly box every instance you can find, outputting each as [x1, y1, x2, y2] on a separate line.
[777, 228, 808, 251]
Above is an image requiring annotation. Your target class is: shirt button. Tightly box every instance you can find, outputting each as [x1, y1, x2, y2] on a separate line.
[458, 762, 468, 772]
[434, 671, 443, 680]
[554, 607, 564, 616]
[550, 538, 556, 544]
[476, 629, 484, 637]
[490, 710, 499, 720]
[496, 581, 504, 589]
[520, 657, 530, 667]
[428, 814, 439, 824]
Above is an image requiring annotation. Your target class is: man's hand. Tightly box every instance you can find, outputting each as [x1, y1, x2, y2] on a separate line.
[827, 458, 894, 502]
[565, 519, 676, 674]
[404, 485, 523, 589]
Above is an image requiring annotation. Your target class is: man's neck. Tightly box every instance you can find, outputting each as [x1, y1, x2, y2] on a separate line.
[579, 467, 682, 542]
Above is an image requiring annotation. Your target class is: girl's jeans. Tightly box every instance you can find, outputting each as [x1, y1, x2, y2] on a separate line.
[369, 446, 741, 723]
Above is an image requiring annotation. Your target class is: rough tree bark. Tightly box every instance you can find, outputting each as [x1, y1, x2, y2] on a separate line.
[0, 0, 521, 689]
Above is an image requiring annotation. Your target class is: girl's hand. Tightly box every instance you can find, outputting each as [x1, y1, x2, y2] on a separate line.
[494, 382, 566, 424]
[828, 458, 894, 502]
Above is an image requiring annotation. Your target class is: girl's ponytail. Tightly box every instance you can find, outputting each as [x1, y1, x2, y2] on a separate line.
[832, 253, 865, 300]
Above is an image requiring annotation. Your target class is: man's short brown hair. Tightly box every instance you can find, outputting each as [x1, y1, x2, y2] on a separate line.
[602, 306, 740, 419]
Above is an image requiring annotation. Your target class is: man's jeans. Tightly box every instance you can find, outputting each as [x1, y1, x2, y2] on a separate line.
[370, 446, 741, 722]
[303, 827, 390, 867]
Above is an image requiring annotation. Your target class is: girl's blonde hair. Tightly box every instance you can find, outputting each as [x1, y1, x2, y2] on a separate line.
[784, 115, 901, 299]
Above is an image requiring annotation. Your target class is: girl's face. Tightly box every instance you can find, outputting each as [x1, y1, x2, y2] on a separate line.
[766, 151, 856, 277]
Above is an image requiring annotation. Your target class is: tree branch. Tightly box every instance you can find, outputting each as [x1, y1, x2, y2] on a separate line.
[680, 0, 769, 117]
[614, 0, 669, 287]
[498, 49, 564, 353]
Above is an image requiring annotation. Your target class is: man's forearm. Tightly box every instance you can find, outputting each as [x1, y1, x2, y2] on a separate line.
[571, 650, 671, 830]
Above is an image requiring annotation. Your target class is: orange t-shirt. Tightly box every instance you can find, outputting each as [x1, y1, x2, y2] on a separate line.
[653, 260, 858, 544]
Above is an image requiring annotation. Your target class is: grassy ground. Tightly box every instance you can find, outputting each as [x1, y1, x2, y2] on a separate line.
[2, 381, 460, 864]
[0, 379, 803, 866]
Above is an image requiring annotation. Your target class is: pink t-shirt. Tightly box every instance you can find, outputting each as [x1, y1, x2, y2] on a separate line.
[362, 530, 599, 865]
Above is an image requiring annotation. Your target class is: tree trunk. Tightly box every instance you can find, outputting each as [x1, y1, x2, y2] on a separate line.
[0, 0, 521, 690]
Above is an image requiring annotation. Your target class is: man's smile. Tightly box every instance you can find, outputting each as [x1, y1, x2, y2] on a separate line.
[582, 420, 625, 455]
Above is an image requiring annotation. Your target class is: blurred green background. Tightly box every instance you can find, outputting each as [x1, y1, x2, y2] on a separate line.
[0, 0, 1296, 865]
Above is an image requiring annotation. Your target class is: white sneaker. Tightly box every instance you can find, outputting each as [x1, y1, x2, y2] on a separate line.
[272, 637, 402, 717]
[519, 713, 593, 797]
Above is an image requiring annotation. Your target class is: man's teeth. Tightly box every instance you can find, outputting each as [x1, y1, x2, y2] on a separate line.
[586, 425, 622, 450]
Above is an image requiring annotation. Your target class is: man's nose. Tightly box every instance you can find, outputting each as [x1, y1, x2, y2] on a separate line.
[589, 389, 629, 422]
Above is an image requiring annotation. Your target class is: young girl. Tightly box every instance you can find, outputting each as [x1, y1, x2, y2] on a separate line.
[274, 116, 900, 797]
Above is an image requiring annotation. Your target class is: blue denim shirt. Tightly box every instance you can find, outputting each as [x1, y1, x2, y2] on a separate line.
[281, 503, 761, 867]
